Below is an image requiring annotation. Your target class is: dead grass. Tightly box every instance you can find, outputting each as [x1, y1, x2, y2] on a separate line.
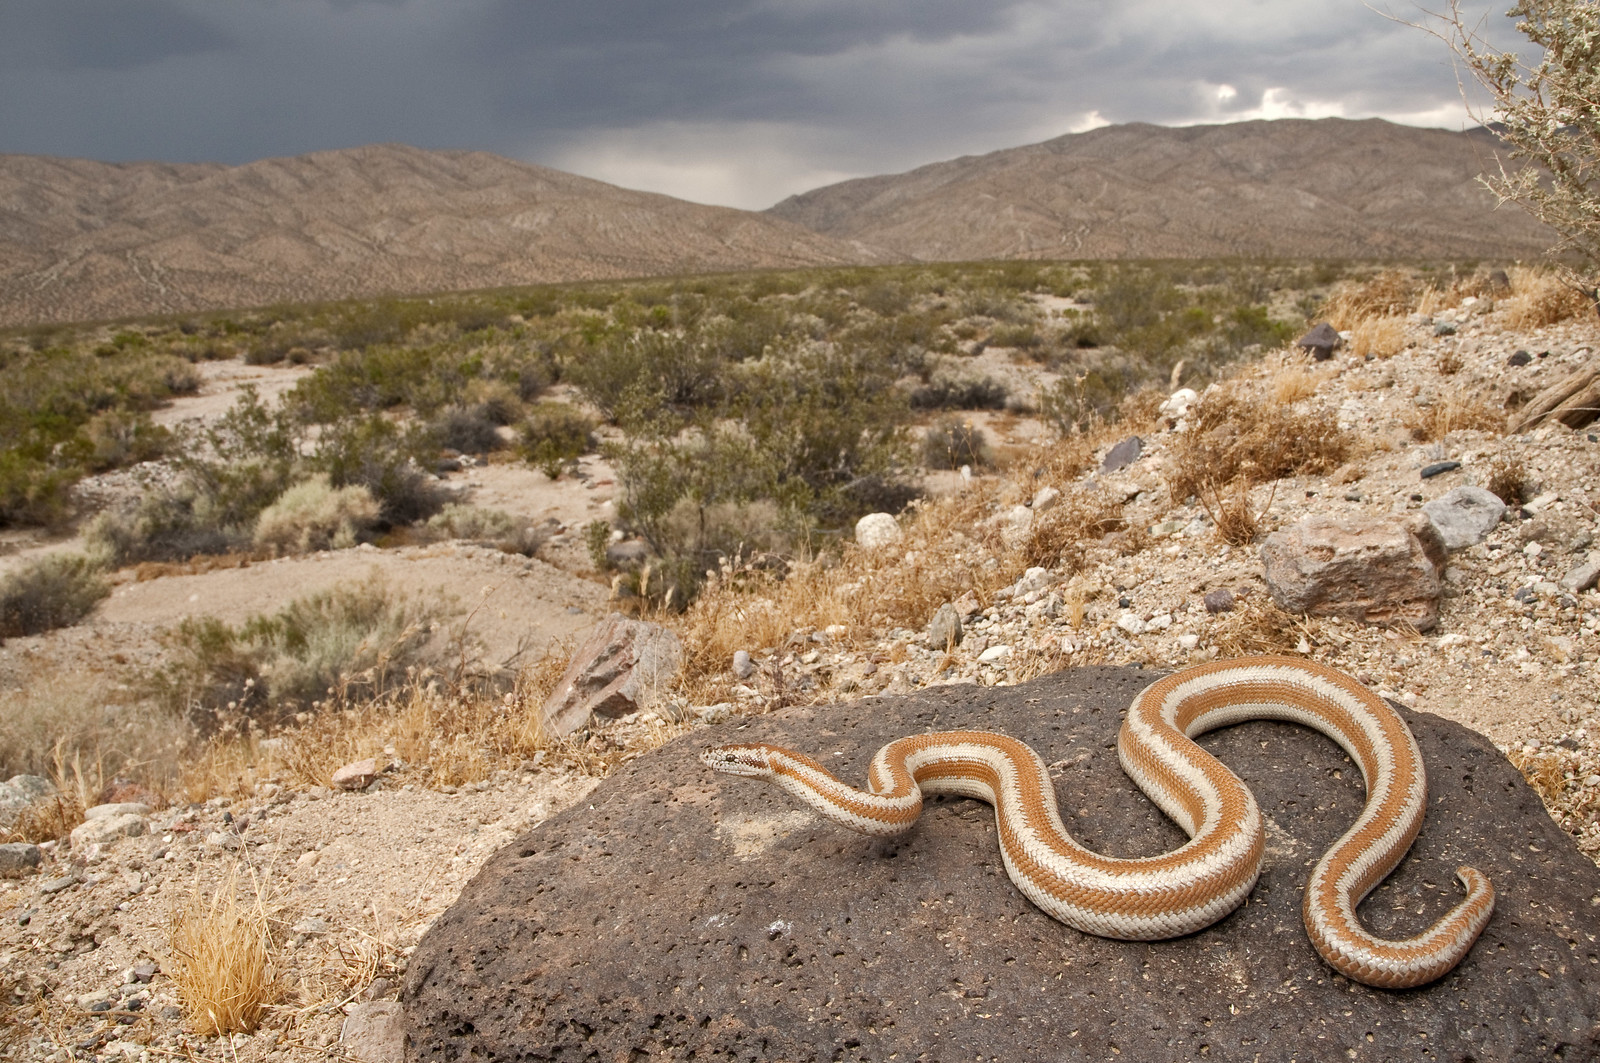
[1403, 396, 1505, 442]
[1207, 598, 1317, 657]
[1486, 452, 1535, 507]
[1023, 490, 1126, 569]
[167, 863, 277, 1036]
[1165, 385, 1353, 503]
[1196, 478, 1274, 547]
[1270, 365, 1320, 405]
[1346, 315, 1410, 359]
[1320, 271, 1420, 330]
[1508, 749, 1568, 808]
[0, 670, 190, 789]
[1499, 267, 1593, 329]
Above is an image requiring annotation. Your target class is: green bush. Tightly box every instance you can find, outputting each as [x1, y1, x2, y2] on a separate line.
[146, 574, 443, 728]
[921, 416, 991, 470]
[518, 402, 597, 477]
[0, 552, 110, 637]
[909, 373, 1010, 411]
[312, 415, 450, 525]
[424, 504, 549, 556]
[84, 488, 245, 565]
[253, 475, 380, 554]
[431, 404, 504, 455]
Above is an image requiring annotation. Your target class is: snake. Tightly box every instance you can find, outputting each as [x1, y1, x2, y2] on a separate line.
[701, 655, 1494, 989]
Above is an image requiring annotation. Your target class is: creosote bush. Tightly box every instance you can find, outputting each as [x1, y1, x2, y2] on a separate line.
[0, 552, 110, 637]
[519, 401, 597, 478]
[425, 504, 550, 556]
[921, 416, 991, 470]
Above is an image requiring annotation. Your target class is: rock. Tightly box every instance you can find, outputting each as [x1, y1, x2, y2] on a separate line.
[1295, 322, 1342, 359]
[1420, 460, 1461, 479]
[604, 539, 651, 569]
[293, 916, 330, 936]
[1012, 566, 1053, 598]
[0, 843, 42, 878]
[996, 503, 1034, 546]
[1202, 588, 1235, 613]
[1487, 268, 1512, 294]
[1158, 387, 1199, 424]
[1423, 486, 1507, 550]
[1100, 435, 1143, 473]
[1031, 485, 1060, 512]
[924, 604, 964, 651]
[1260, 515, 1445, 631]
[1561, 552, 1600, 594]
[953, 591, 980, 619]
[405, 668, 1600, 1062]
[853, 512, 901, 550]
[131, 963, 157, 983]
[82, 802, 151, 821]
[731, 650, 755, 680]
[1116, 613, 1147, 635]
[38, 874, 75, 894]
[342, 1001, 406, 1063]
[0, 775, 54, 831]
[976, 644, 1009, 663]
[331, 759, 380, 791]
[540, 614, 685, 737]
[1508, 349, 1533, 367]
[69, 813, 146, 849]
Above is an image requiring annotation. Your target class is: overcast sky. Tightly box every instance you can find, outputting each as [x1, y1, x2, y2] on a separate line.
[0, 0, 1517, 210]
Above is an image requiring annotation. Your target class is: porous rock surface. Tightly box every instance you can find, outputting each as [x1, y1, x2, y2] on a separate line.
[404, 667, 1600, 1062]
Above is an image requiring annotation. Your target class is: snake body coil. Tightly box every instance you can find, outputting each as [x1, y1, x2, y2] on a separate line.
[701, 656, 1494, 989]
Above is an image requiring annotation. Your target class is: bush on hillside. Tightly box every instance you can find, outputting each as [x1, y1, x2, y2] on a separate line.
[518, 402, 597, 478]
[0, 552, 110, 637]
[253, 475, 380, 555]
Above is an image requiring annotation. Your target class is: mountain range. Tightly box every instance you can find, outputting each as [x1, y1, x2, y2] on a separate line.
[0, 118, 1553, 328]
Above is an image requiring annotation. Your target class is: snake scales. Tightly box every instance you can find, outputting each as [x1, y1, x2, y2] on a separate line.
[701, 655, 1495, 989]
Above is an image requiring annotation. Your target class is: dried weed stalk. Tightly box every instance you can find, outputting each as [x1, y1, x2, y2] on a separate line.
[1023, 490, 1125, 569]
[168, 863, 277, 1036]
[1486, 453, 1535, 507]
[1347, 315, 1409, 359]
[1196, 477, 1275, 547]
[1207, 598, 1316, 658]
[1499, 267, 1592, 329]
[1270, 365, 1319, 405]
[1320, 271, 1420, 329]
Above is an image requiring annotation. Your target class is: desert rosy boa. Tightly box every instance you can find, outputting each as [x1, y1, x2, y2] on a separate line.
[702, 655, 1494, 989]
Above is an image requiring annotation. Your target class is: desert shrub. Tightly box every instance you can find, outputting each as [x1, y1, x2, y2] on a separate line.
[253, 475, 380, 554]
[1022, 490, 1125, 569]
[1500, 268, 1593, 328]
[1038, 363, 1143, 432]
[1403, 397, 1505, 442]
[0, 454, 77, 528]
[148, 574, 443, 729]
[1320, 271, 1421, 328]
[921, 417, 991, 470]
[77, 409, 172, 472]
[1166, 388, 1352, 501]
[568, 327, 727, 422]
[909, 373, 1010, 411]
[1486, 453, 1535, 506]
[0, 552, 110, 637]
[1347, 315, 1409, 359]
[431, 403, 504, 455]
[174, 386, 303, 531]
[85, 490, 244, 566]
[312, 415, 449, 525]
[519, 402, 597, 477]
[425, 504, 549, 557]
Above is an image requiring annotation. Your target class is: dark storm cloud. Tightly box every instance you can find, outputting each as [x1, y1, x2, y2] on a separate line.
[0, 0, 1515, 207]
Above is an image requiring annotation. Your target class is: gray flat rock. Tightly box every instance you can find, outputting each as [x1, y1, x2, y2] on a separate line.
[404, 667, 1600, 1062]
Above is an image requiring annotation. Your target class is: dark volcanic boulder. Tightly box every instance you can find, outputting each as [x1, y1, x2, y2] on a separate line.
[404, 667, 1600, 1062]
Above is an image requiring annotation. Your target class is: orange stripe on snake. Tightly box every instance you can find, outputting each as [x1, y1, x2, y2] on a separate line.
[701, 655, 1494, 989]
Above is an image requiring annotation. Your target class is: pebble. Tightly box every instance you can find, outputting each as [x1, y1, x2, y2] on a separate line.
[1420, 461, 1462, 479]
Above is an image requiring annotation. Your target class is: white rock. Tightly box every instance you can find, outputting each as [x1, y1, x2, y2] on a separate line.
[854, 512, 902, 549]
[1116, 614, 1147, 636]
[83, 802, 151, 821]
[731, 650, 755, 680]
[1147, 613, 1173, 631]
[1032, 486, 1061, 512]
[1177, 634, 1201, 650]
[70, 813, 146, 849]
[977, 645, 1011, 663]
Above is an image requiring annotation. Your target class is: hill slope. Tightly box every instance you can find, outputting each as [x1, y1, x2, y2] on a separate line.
[0, 144, 890, 327]
[766, 118, 1553, 262]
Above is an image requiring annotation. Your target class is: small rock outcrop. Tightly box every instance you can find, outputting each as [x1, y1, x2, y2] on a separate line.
[540, 614, 683, 736]
[0, 842, 42, 878]
[331, 759, 380, 791]
[1100, 435, 1143, 473]
[404, 667, 1600, 1062]
[1260, 515, 1446, 631]
[924, 603, 964, 650]
[1424, 486, 1508, 550]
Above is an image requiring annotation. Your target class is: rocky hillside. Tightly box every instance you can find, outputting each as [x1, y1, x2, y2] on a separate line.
[0, 145, 890, 327]
[766, 118, 1554, 262]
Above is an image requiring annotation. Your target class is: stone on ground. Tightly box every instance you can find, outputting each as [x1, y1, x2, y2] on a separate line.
[0, 842, 42, 878]
[69, 813, 146, 849]
[540, 613, 684, 736]
[404, 667, 1600, 1062]
[1296, 322, 1342, 359]
[331, 759, 380, 791]
[1261, 514, 1446, 631]
[1423, 486, 1507, 550]
[853, 512, 901, 549]
[924, 602, 964, 650]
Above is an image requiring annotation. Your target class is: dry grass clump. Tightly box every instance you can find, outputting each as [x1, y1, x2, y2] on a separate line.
[1319, 271, 1420, 329]
[1165, 387, 1352, 503]
[1195, 478, 1273, 547]
[1345, 315, 1409, 359]
[0, 673, 190, 796]
[167, 864, 277, 1035]
[1270, 365, 1320, 405]
[1486, 453, 1535, 507]
[1403, 396, 1505, 442]
[1499, 267, 1593, 329]
[1022, 489, 1125, 569]
[1207, 598, 1316, 657]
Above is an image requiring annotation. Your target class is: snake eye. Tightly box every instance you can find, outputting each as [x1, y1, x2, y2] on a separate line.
[701, 745, 771, 777]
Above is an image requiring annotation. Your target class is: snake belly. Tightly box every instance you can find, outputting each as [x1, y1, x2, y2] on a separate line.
[700, 655, 1494, 989]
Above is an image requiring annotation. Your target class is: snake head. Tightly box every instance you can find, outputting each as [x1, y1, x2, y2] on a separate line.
[701, 744, 775, 778]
